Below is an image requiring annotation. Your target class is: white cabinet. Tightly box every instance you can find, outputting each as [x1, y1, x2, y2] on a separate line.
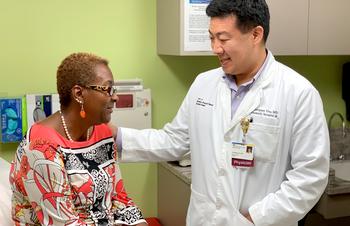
[157, 0, 350, 56]
[266, 0, 309, 55]
[157, 0, 310, 56]
[308, 0, 350, 55]
[267, 0, 350, 55]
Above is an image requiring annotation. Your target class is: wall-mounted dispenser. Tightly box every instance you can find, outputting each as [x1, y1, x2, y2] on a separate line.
[343, 62, 350, 121]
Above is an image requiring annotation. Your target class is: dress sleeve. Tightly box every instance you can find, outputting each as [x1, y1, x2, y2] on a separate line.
[111, 163, 146, 225]
[16, 138, 86, 225]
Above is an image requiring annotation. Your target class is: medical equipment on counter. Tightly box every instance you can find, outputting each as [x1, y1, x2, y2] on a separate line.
[110, 79, 151, 129]
[179, 152, 191, 167]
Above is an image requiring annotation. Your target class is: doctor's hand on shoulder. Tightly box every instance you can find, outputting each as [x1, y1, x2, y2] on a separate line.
[108, 122, 118, 138]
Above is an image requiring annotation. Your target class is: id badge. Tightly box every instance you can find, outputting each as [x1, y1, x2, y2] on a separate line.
[230, 142, 254, 168]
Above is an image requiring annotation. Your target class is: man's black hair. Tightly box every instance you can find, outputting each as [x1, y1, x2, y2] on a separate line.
[206, 0, 270, 43]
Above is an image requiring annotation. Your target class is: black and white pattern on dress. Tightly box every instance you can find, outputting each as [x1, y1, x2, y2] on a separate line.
[82, 143, 111, 164]
[90, 209, 113, 226]
[16, 135, 28, 161]
[65, 154, 85, 170]
[61, 137, 145, 225]
[115, 206, 144, 225]
[91, 169, 109, 200]
[62, 139, 116, 222]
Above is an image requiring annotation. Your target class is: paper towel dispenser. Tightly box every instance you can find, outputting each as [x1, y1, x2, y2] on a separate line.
[343, 62, 350, 121]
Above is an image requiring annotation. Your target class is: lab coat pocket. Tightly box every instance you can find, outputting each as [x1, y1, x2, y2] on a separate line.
[248, 122, 280, 163]
[187, 186, 214, 225]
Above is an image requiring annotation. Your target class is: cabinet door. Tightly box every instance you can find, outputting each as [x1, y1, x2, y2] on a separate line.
[158, 164, 190, 226]
[266, 0, 309, 55]
[309, 0, 350, 55]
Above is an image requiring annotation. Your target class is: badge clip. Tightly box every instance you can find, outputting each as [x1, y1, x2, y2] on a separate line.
[240, 116, 253, 144]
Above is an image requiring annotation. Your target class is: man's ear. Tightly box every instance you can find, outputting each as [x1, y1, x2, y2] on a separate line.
[252, 25, 264, 45]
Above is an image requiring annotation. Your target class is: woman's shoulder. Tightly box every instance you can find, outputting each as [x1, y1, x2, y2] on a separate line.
[27, 123, 62, 150]
[93, 123, 113, 139]
[29, 123, 60, 139]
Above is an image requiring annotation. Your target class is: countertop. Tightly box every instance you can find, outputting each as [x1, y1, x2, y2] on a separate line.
[161, 160, 350, 220]
[160, 161, 191, 185]
[160, 160, 350, 195]
[326, 166, 350, 195]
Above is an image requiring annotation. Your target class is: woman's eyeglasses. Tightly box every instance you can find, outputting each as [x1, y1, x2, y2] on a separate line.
[87, 85, 118, 96]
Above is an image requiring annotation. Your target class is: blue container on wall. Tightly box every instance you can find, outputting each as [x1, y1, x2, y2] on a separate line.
[0, 98, 22, 142]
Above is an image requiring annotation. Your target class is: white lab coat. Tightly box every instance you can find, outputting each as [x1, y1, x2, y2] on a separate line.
[121, 52, 330, 226]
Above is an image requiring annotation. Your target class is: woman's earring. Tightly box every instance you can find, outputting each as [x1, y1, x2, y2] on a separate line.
[75, 98, 86, 118]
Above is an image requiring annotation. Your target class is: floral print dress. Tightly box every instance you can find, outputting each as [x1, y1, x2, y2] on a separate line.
[9, 123, 145, 226]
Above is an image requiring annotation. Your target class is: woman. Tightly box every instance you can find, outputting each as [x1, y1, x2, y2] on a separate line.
[9, 53, 147, 225]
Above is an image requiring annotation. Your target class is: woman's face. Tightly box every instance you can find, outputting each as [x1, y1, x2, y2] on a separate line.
[84, 64, 118, 124]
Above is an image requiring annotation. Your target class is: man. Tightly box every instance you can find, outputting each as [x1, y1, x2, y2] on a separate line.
[118, 0, 329, 225]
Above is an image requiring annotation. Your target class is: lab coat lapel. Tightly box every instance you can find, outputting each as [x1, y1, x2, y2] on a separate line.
[225, 67, 274, 133]
[223, 53, 276, 134]
[227, 87, 262, 132]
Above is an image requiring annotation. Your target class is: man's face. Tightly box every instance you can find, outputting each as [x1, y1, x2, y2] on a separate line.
[209, 15, 255, 76]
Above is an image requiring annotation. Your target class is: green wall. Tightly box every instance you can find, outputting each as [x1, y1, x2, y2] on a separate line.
[0, 0, 349, 218]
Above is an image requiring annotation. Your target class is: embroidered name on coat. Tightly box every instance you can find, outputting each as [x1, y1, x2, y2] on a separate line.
[195, 98, 214, 107]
